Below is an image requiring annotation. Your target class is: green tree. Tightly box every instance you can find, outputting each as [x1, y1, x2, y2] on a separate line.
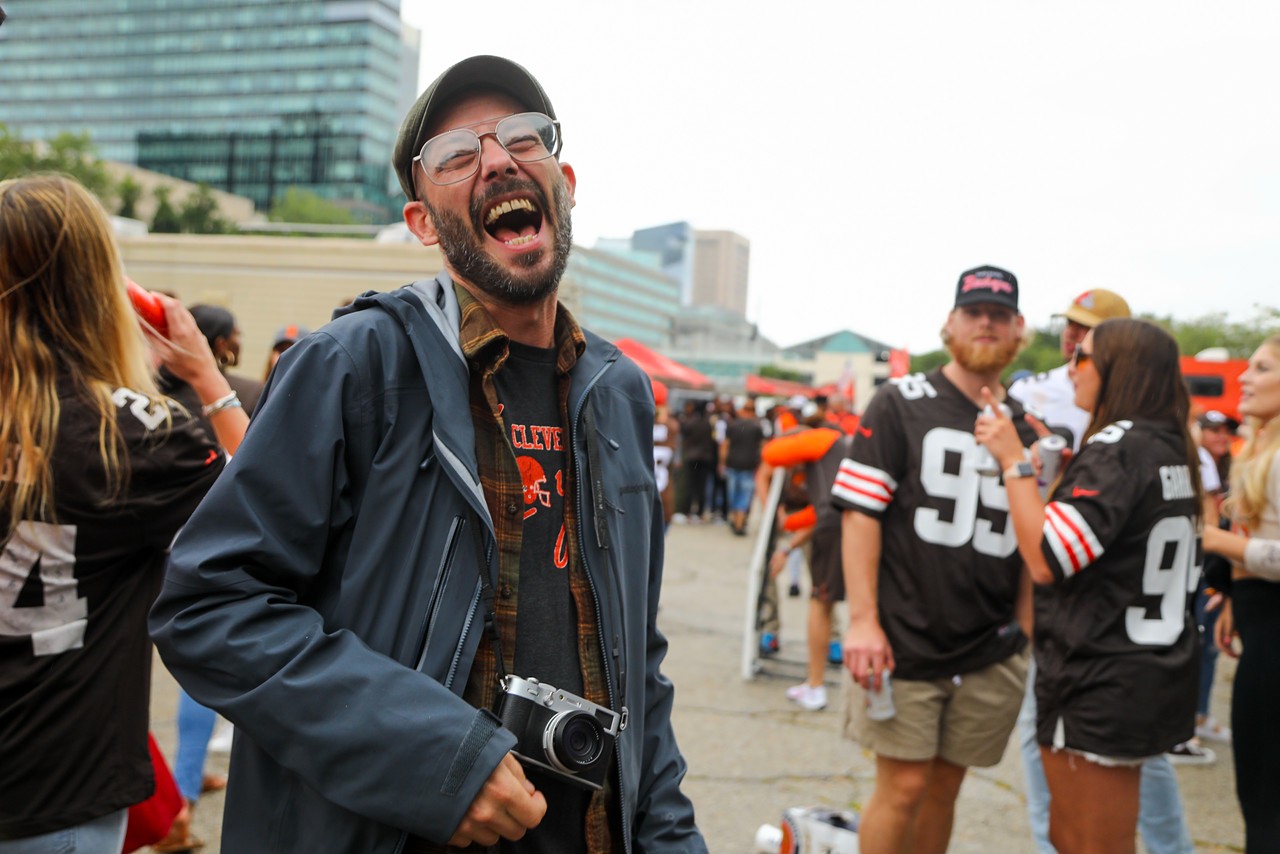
[151, 186, 181, 234]
[758, 363, 810, 383]
[907, 308, 1280, 381]
[1143, 309, 1279, 358]
[116, 176, 142, 220]
[268, 188, 357, 225]
[178, 183, 230, 234]
[0, 124, 112, 199]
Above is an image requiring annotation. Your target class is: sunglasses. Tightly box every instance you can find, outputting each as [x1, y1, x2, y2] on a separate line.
[1072, 347, 1092, 367]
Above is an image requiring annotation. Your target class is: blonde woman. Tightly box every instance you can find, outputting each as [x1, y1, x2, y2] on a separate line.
[0, 175, 229, 851]
[1204, 334, 1280, 854]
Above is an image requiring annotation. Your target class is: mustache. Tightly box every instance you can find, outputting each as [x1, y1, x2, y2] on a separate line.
[469, 178, 550, 232]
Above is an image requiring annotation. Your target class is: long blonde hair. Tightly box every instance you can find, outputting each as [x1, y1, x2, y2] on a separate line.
[0, 174, 161, 537]
[1225, 334, 1280, 531]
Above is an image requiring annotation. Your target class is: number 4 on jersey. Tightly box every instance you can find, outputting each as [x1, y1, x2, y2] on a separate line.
[0, 521, 86, 656]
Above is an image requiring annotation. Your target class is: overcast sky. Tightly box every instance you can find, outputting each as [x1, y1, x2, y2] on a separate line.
[399, 1, 1280, 352]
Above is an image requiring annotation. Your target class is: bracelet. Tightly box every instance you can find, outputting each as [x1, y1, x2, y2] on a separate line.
[201, 390, 242, 417]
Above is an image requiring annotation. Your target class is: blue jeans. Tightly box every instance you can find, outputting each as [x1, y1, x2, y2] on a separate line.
[725, 468, 756, 513]
[174, 688, 217, 801]
[1020, 659, 1193, 854]
[1194, 580, 1219, 718]
[0, 808, 127, 854]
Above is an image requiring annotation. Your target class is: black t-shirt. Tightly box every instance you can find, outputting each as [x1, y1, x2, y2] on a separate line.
[0, 380, 222, 838]
[1034, 418, 1200, 757]
[724, 417, 765, 471]
[492, 341, 587, 854]
[830, 369, 1035, 679]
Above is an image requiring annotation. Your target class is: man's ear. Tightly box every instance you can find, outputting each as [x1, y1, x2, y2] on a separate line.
[559, 162, 577, 208]
[403, 200, 439, 247]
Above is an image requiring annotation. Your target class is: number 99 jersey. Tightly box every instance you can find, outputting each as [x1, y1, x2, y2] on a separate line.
[831, 369, 1036, 680]
[1034, 418, 1199, 759]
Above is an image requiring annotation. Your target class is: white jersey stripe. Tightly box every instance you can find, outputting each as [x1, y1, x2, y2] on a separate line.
[1045, 501, 1104, 576]
[833, 460, 897, 512]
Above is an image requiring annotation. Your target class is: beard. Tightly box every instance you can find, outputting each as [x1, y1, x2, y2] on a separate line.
[425, 176, 574, 306]
[948, 335, 1021, 373]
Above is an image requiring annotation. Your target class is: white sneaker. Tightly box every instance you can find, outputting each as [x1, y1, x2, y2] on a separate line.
[1195, 716, 1232, 743]
[671, 513, 687, 525]
[208, 719, 234, 753]
[1166, 740, 1216, 765]
[785, 683, 827, 711]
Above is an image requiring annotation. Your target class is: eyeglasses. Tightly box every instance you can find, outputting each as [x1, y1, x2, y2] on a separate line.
[1072, 347, 1092, 367]
[414, 112, 561, 186]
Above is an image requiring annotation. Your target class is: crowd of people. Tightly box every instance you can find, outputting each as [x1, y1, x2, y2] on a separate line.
[2, 51, 1278, 854]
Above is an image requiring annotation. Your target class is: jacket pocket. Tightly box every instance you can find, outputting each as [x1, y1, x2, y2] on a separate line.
[413, 514, 466, 671]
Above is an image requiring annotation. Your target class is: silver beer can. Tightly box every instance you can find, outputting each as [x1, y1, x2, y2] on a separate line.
[867, 670, 896, 721]
[1037, 434, 1067, 486]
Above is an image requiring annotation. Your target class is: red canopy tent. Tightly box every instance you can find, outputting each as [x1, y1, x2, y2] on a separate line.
[745, 374, 816, 399]
[613, 338, 715, 390]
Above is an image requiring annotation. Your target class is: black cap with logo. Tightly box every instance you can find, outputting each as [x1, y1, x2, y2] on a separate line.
[954, 265, 1019, 312]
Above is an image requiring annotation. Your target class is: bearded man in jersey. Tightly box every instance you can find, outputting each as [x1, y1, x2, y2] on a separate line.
[833, 265, 1037, 854]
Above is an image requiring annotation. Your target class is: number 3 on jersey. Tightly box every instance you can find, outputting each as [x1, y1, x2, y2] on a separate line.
[915, 427, 1015, 557]
[1, 521, 87, 656]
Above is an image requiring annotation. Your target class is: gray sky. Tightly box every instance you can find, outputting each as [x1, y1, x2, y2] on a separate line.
[400, 1, 1280, 352]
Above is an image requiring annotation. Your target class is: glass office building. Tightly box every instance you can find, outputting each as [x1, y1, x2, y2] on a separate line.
[0, 0, 419, 221]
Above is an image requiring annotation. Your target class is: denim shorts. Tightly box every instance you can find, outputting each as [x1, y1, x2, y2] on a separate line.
[0, 808, 127, 854]
[726, 467, 756, 512]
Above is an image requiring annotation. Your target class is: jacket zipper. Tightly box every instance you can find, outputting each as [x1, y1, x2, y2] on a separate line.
[569, 363, 632, 854]
[414, 515, 466, 671]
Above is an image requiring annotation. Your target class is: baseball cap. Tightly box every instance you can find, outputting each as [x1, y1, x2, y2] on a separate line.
[393, 55, 557, 200]
[1058, 289, 1131, 328]
[1198, 410, 1239, 432]
[954, 265, 1019, 312]
[272, 324, 310, 350]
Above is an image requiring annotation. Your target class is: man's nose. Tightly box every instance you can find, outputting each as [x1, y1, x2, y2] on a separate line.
[477, 134, 518, 180]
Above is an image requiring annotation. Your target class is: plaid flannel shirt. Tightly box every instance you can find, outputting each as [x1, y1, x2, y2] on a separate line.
[408, 285, 618, 854]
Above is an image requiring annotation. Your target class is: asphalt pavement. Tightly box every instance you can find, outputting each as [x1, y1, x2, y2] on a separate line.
[149, 517, 1246, 853]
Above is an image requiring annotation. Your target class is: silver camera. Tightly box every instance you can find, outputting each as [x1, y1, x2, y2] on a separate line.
[495, 675, 621, 791]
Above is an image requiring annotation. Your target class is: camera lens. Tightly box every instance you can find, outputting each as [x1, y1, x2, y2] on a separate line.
[549, 711, 604, 769]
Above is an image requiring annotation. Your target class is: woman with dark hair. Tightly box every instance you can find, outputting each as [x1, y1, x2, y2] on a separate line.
[976, 318, 1202, 854]
[0, 174, 233, 851]
[1203, 333, 1280, 853]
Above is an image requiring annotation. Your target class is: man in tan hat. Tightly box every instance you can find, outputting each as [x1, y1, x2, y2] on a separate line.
[1008, 288, 1131, 451]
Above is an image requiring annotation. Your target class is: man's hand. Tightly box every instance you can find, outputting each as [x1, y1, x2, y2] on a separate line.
[844, 618, 894, 692]
[448, 753, 546, 847]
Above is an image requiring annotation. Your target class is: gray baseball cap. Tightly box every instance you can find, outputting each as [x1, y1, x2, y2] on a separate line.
[393, 55, 556, 200]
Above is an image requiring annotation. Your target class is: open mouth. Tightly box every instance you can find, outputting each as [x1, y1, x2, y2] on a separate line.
[483, 197, 543, 247]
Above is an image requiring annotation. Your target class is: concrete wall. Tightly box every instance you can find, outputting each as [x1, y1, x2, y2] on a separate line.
[118, 234, 443, 375]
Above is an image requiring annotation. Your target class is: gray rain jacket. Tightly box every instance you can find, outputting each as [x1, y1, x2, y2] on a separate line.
[150, 274, 705, 853]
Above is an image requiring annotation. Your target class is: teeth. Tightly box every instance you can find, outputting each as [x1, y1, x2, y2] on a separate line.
[486, 198, 535, 225]
[506, 234, 536, 246]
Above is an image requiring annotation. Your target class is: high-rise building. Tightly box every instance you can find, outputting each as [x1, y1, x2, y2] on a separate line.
[0, 0, 419, 221]
[691, 229, 749, 317]
[628, 222, 750, 317]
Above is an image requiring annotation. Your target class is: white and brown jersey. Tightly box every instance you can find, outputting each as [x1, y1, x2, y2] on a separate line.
[1034, 418, 1200, 758]
[831, 369, 1036, 680]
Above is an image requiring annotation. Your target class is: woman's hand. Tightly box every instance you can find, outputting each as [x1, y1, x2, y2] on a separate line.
[1214, 596, 1239, 658]
[973, 387, 1025, 470]
[145, 294, 222, 388]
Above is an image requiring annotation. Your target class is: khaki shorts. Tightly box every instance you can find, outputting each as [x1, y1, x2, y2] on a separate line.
[844, 649, 1029, 768]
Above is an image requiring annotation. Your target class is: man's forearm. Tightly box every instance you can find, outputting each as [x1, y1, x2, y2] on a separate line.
[842, 510, 882, 624]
